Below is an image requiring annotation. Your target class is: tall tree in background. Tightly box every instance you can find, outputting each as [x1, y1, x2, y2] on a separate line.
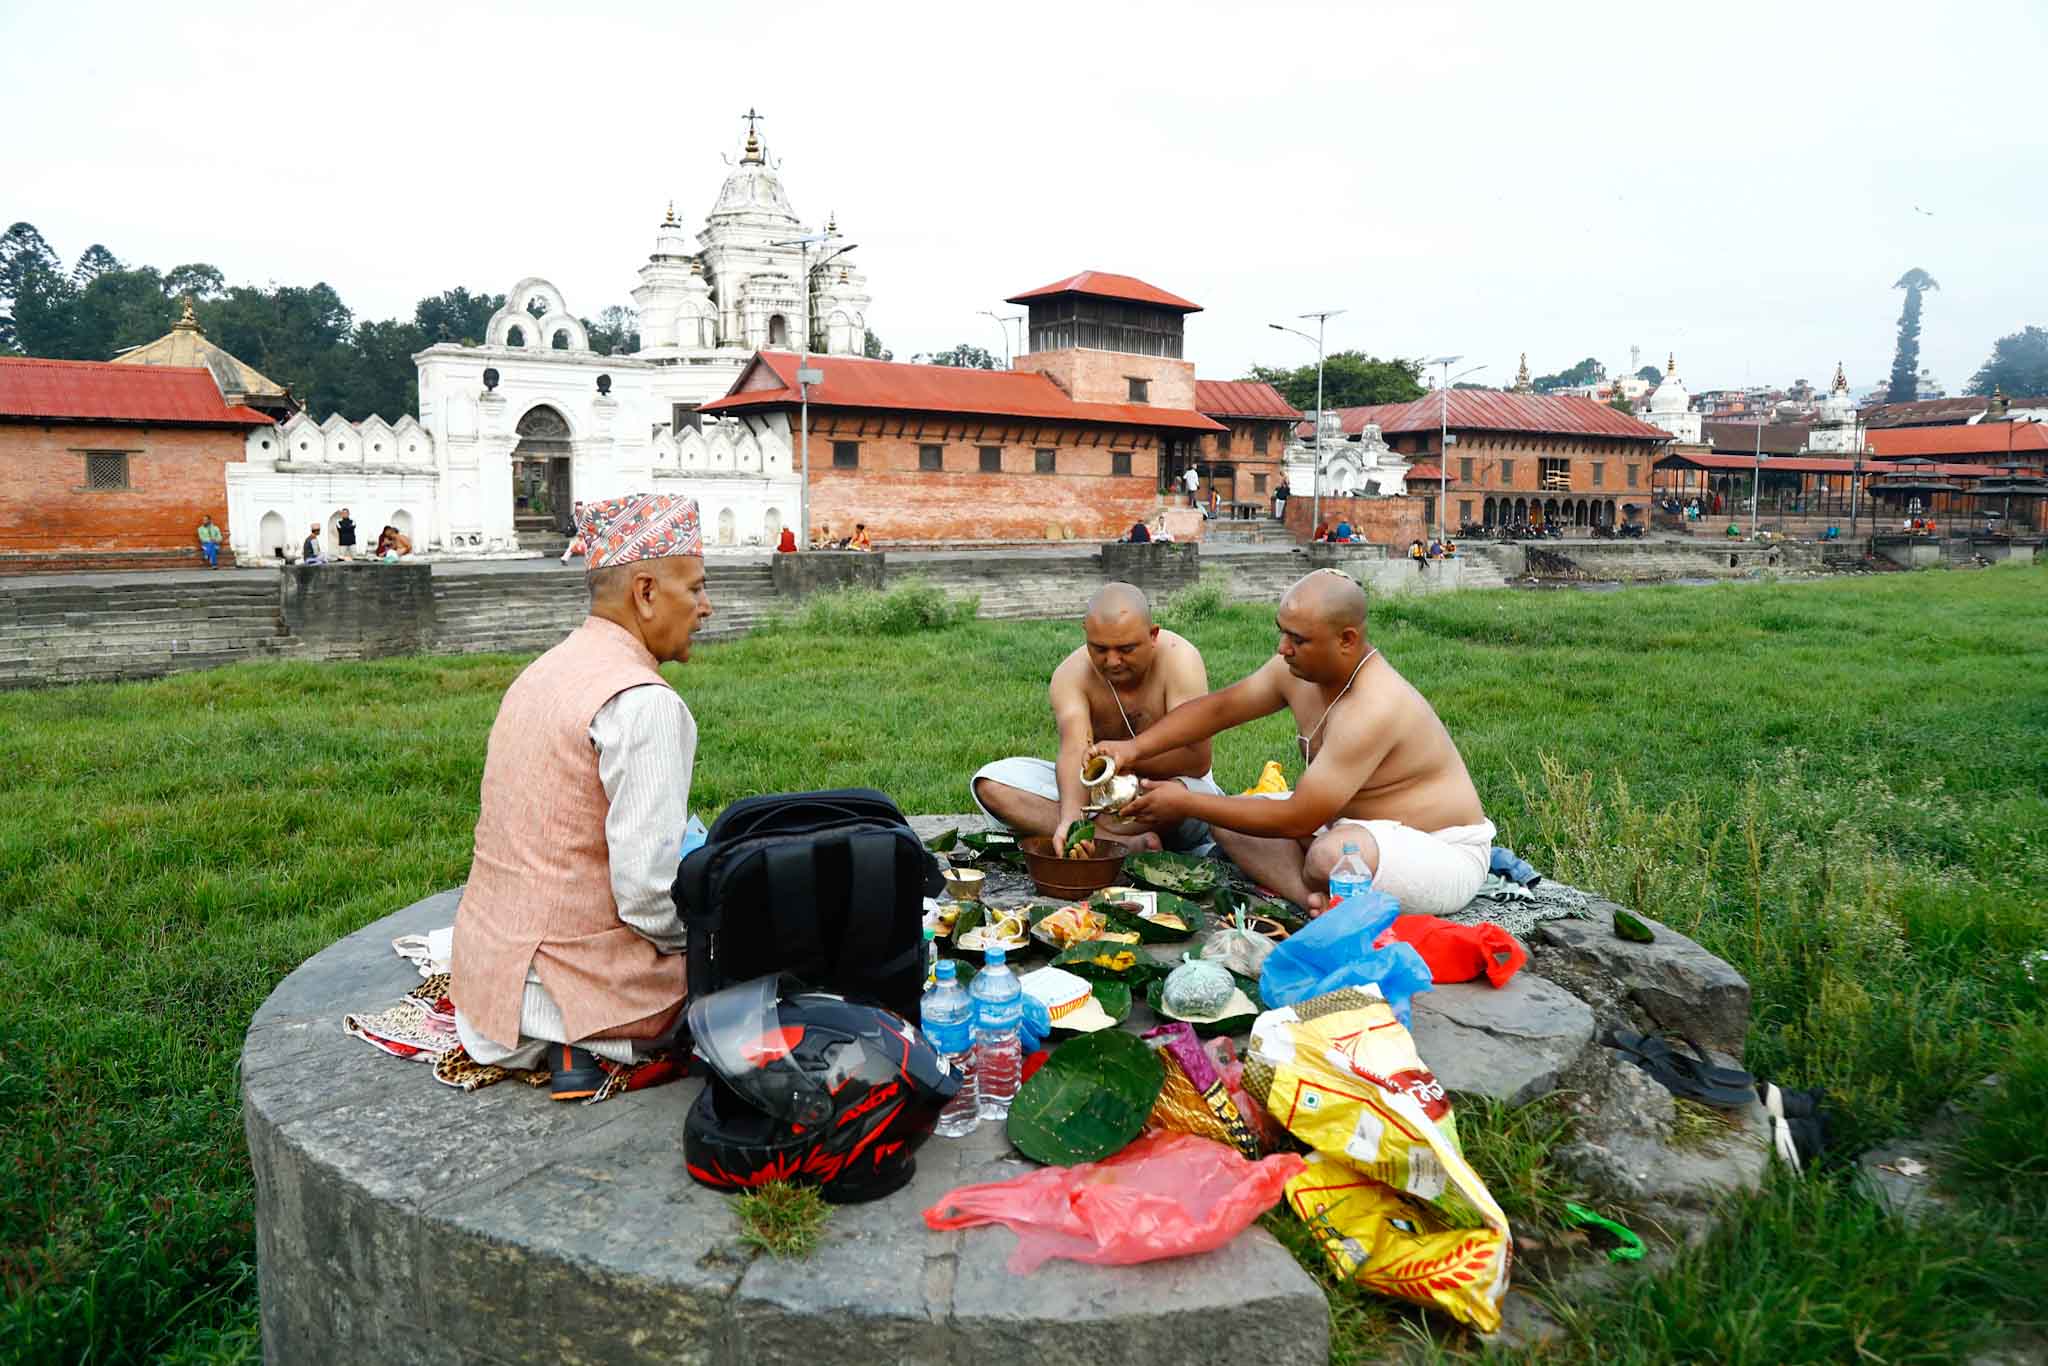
[1636, 364, 1663, 385]
[1245, 350, 1425, 409]
[0, 222, 63, 350]
[584, 304, 640, 355]
[1966, 325, 2048, 398]
[1531, 357, 1605, 393]
[862, 328, 891, 361]
[414, 287, 504, 345]
[70, 244, 122, 288]
[914, 342, 998, 369]
[1885, 268, 1940, 402]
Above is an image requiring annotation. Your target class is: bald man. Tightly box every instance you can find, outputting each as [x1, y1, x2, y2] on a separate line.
[971, 582, 1221, 854]
[1094, 570, 1493, 916]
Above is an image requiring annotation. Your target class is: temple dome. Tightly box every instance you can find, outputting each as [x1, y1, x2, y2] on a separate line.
[1648, 355, 1690, 415]
[709, 128, 798, 222]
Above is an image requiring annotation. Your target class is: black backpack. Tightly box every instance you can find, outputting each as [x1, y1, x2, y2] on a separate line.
[673, 788, 943, 1021]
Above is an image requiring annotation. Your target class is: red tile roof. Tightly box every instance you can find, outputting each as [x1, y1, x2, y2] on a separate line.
[1303, 392, 1670, 443]
[1404, 463, 1444, 481]
[0, 356, 272, 427]
[1864, 423, 2048, 459]
[1194, 380, 1300, 421]
[700, 352, 1225, 432]
[1659, 451, 2024, 478]
[1004, 271, 1202, 313]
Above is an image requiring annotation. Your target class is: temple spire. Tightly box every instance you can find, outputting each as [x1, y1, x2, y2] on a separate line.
[174, 296, 201, 332]
[1513, 352, 1531, 392]
[739, 107, 766, 164]
[1831, 360, 1847, 394]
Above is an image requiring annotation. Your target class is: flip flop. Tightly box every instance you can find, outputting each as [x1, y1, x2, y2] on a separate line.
[1606, 1031, 1756, 1109]
[1626, 992, 1757, 1090]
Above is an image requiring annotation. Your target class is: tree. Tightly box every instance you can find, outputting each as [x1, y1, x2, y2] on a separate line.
[584, 304, 640, 356]
[862, 328, 891, 361]
[1966, 325, 2048, 397]
[201, 283, 354, 416]
[914, 342, 998, 369]
[0, 222, 63, 350]
[1886, 268, 1940, 403]
[1636, 365, 1663, 385]
[1245, 350, 1425, 409]
[413, 287, 504, 346]
[163, 263, 227, 301]
[67, 267, 179, 359]
[1531, 357, 1605, 393]
[70, 244, 122, 288]
[1608, 390, 1636, 415]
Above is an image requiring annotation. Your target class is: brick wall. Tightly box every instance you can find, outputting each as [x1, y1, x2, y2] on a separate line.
[1284, 494, 1427, 547]
[1014, 350, 1197, 409]
[0, 420, 240, 567]
[804, 413, 1163, 542]
[1393, 430, 1661, 524]
[1192, 417, 1291, 510]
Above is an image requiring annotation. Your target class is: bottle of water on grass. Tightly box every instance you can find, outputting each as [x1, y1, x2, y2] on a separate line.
[969, 946, 1023, 1120]
[1328, 841, 1373, 911]
[921, 960, 980, 1138]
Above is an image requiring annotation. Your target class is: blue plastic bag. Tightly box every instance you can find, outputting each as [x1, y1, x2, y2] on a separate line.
[1258, 887, 1434, 1026]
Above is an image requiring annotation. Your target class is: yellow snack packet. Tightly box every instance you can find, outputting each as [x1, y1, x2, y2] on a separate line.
[1239, 760, 1290, 797]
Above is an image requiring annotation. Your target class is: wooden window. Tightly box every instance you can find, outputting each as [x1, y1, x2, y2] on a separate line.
[919, 444, 943, 471]
[832, 441, 859, 469]
[1216, 426, 1232, 453]
[1459, 499, 1473, 523]
[1035, 448, 1056, 474]
[1127, 377, 1149, 403]
[979, 446, 1002, 473]
[1540, 458, 1571, 490]
[1253, 426, 1270, 455]
[1500, 458, 1515, 483]
[84, 452, 130, 490]
[1459, 456, 1473, 484]
[1111, 451, 1132, 477]
[1592, 461, 1605, 487]
[1627, 463, 1639, 487]
[1253, 473, 1268, 494]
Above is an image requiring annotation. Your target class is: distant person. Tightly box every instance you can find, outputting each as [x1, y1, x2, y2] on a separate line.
[851, 523, 873, 551]
[196, 514, 222, 568]
[1127, 519, 1152, 543]
[1409, 539, 1427, 570]
[1427, 538, 1445, 560]
[335, 508, 358, 560]
[1274, 477, 1291, 520]
[301, 523, 325, 565]
[562, 501, 588, 564]
[776, 526, 797, 553]
[813, 522, 833, 549]
[1332, 519, 1354, 542]
[1313, 521, 1332, 543]
[1182, 465, 1199, 507]
[1151, 513, 1175, 543]
[1206, 488, 1221, 521]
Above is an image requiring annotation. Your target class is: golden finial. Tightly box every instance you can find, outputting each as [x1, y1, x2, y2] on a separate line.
[663, 200, 677, 226]
[826, 211, 838, 235]
[837, 265, 850, 283]
[1667, 352, 1675, 376]
[1833, 360, 1847, 393]
[175, 296, 201, 331]
[1514, 352, 1531, 391]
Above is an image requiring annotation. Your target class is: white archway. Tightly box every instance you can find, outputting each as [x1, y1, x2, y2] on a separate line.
[768, 314, 790, 347]
[717, 507, 736, 545]
[391, 508, 414, 540]
[258, 511, 288, 560]
[764, 506, 782, 542]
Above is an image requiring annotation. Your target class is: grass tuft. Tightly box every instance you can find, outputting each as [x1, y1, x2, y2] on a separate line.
[763, 577, 977, 637]
[733, 1182, 830, 1259]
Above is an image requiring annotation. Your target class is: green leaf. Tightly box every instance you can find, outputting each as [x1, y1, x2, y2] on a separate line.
[1051, 939, 1154, 983]
[1006, 1030, 1165, 1165]
[1144, 972, 1265, 1037]
[1614, 909, 1655, 943]
[924, 827, 959, 853]
[1061, 820, 1097, 856]
[1090, 889, 1205, 942]
[1123, 850, 1224, 895]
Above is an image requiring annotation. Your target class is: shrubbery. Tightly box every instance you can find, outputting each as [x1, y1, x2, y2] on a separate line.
[765, 578, 978, 637]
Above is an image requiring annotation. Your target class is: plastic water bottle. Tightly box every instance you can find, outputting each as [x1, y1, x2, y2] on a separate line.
[920, 960, 980, 1138]
[1327, 841, 1373, 911]
[969, 946, 1024, 1121]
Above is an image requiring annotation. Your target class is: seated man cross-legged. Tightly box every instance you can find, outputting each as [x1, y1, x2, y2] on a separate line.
[1094, 570, 1493, 916]
[972, 582, 1222, 854]
[451, 493, 715, 1100]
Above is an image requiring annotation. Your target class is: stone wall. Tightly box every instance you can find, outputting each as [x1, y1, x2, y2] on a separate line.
[0, 421, 241, 569]
[278, 563, 437, 659]
[1283, 493, 1428, 547]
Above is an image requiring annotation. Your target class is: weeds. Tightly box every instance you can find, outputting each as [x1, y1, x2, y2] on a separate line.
[733, 1182, 830, 1259]
[1157, 572, 1231, 627]
[762, 577, 978, 636]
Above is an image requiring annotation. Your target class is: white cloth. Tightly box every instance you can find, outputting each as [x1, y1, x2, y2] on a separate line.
[971, 756, 1222, 852]
[1329, 817, 1495, 918]
[456, 682, 694, 1065]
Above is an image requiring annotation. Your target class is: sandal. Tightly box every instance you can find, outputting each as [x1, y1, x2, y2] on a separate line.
[1606, 1031, 1756, 1109]
[547, 1043, 608, 1102]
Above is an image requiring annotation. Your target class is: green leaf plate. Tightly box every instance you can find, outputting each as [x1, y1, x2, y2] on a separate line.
[1050, 939, 1158, 984]
[1006, 1030, 1166, 1166]
[1144, 971, 1265, 1037]
[1123, 850, 1226, 896]
[1089, 889, 1206, 943]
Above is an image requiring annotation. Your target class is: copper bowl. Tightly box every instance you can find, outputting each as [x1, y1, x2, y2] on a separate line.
[1019, 835, 1131, 901]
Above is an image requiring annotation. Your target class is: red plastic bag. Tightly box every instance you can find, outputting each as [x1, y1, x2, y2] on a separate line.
[924, 1132, 1305, 1273]
[1379, 914, 1527, 988]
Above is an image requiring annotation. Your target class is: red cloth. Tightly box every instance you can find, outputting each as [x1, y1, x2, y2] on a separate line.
[776, 528, 797, 553]
[1380, 915, 1527, 988]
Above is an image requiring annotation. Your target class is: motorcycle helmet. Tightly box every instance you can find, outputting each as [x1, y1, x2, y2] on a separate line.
[683, 973, 961, 1204]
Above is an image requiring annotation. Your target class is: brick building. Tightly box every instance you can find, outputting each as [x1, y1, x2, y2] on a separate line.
[699, 271, 1227, 543]
[0, 357, 272, 574]
[1305, 391, 1672, 532]
[1188, 380, 1301, 514]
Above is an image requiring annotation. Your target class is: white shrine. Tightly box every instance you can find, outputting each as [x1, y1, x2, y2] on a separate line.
[1802, 363, 1862, 454]
[225, 115, 872, 561]
[1640, 353, 1702, 445]
[1283, 411, 1414, 498]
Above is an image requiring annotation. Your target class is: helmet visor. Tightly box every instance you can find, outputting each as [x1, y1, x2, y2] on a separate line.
[686, 974, 835, 1128]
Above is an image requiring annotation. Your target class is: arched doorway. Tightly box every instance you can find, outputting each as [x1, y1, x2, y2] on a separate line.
[1483, 496, 1497, 527]
[391, 509, 414, 543]
[1543, 498, 1559, 524]
[768, 314, 789, 347]
[764, 506, 782, 543]
[716, 508, 736, 546]
[258, 510, 288, 560]
[512, 405, 574, 538]
[1514, 497, 1528, 523]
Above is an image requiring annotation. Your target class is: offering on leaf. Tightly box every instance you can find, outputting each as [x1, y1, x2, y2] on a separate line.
[1032, 904, 1107, 950]
[1123, 850, 1224, 895]
[1018, 966, 1120, 1033]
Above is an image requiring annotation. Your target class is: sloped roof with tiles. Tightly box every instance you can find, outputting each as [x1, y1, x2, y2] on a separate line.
[113, 301, 291, 406]
[0, 356, 273, 426]
[1194, 380, 1300, 421]
[1304, 392, 1670, 442]
[1004, 271, 1202, 313]
[1864, 423, 2048, 459]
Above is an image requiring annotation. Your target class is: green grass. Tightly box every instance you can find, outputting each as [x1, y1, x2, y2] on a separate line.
[2, 567, 2046, 1362]
[732, 1182, 831, 1260]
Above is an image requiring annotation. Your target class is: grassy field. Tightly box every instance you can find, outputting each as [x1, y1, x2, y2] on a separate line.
[2, 565, 2044, 1363]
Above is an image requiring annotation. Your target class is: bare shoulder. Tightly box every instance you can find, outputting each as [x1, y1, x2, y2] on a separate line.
[1155, 627, 1206, 670]
[1049, 645, 1092, 700]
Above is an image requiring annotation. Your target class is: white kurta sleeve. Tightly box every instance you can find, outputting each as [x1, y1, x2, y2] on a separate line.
[588, 683, 696, 953]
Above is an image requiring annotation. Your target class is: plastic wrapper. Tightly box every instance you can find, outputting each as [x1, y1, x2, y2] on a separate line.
[1201, 924, 1277, 979]
[924, 1132, 1304, 1273]
[1257, 887, 1433, 1026]
[1377, 914, 1527, 988]
[1245, 989, 1511, 1333]
[1142, 1022, 1263, 1158]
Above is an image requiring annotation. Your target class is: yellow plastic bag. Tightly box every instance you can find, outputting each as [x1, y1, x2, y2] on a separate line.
[1246, 991, 1511, 1332]
[1239, 760, 1290, 797]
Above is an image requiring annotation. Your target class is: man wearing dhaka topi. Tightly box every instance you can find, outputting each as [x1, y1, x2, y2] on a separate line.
[972, 582, 1223, 855]
[452, 494, 714, 1101]
[1092, 570, 1493, 916]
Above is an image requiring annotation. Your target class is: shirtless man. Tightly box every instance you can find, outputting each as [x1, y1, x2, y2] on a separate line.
[971, 582, 1220, 854]
[1093, 570, 1493, 915]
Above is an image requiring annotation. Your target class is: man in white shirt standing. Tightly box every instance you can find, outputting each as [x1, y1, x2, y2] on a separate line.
[452, 493, 714, 1100]
[1182, 463, 1200, 507]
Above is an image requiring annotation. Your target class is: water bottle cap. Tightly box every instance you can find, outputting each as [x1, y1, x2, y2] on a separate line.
[985, 946, 1006, 966]
[922, 927, 935, 942]
[935, 959, 956, 980]
[1342, 841, 1360, 853]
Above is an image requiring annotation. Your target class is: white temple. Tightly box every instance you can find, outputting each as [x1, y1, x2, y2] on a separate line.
[1282, 412, 1414, 499]
[226, 115, 871, 560]
[1640, 352, 1702, 445]
[1802, 363, 1862, 454]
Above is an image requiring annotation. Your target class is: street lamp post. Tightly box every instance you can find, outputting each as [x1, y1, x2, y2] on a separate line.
[977, 310, 1024, 369]
[769, 231, 857, 545]
[1750, 421, 1765, 536]
[1428, 357, 1485, 533]
[1269, 310, 1343, 534]
[1850, 413, 1864, 537]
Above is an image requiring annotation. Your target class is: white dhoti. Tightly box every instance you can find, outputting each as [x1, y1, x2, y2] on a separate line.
[971, 757, 1222, 852]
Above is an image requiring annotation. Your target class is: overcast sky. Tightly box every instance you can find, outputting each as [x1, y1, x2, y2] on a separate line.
[5, 0, 2043, 397]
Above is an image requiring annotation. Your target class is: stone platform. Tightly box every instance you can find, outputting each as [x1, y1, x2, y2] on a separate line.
[241, 889, 1330, 1366]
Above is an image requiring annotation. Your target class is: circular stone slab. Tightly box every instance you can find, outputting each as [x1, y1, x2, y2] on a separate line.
[242, 890, 1330, 1366]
